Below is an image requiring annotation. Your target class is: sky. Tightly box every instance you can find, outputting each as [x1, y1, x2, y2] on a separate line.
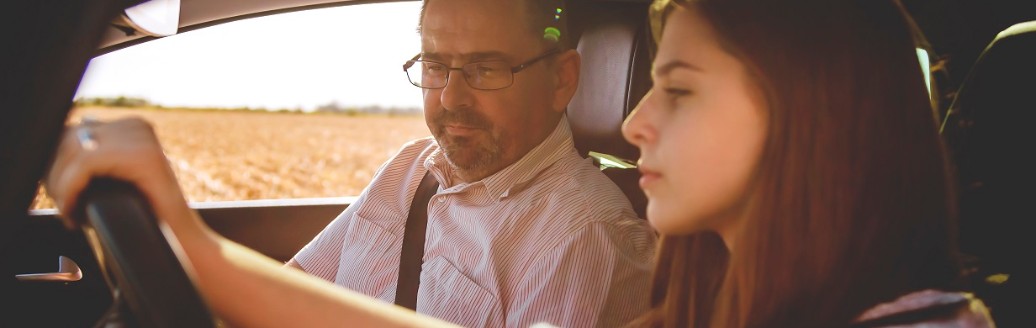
[76, 1, 424, 112]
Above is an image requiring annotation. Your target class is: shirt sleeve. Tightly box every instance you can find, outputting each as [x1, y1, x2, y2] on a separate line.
[289, 140, 409, 281]
[853, 290, 996, 328]
[290, 137, 435, 282]
[290, 190, 369, 282]
[507, 221, 655, 328]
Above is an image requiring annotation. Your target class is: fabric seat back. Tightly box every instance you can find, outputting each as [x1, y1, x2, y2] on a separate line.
[567, 0, 652, 218]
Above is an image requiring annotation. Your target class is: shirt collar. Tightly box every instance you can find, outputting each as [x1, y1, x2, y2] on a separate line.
[424, 116, 577, 200]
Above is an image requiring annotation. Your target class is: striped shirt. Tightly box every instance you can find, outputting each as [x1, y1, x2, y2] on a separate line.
[293, 118, 656, 327]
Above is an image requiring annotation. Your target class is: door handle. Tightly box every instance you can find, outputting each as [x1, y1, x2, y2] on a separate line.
[15, 256, 83, 282]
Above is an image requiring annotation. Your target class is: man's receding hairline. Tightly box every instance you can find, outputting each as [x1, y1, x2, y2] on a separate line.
[419, 0, 531, 29]
[417, 0, 567, 48]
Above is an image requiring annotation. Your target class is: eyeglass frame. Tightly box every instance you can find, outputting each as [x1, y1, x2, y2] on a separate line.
[402, 48, 562, 91]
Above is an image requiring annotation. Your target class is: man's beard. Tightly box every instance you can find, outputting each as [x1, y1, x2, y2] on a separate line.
[430, 108, 503, 174]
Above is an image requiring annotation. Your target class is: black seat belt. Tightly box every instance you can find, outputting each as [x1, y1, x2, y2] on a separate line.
[394, 170, 439, 310]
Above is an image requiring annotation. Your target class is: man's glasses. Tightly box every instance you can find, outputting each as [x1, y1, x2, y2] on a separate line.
[403, 49, 561, 91]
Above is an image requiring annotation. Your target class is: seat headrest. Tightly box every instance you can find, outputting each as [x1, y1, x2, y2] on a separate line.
[567, 2, 651, 162]
[566, 1, 652, 218]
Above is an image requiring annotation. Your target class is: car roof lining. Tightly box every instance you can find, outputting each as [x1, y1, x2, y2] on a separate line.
[98, 0, 397, 53]
[96, 0, 654, 54]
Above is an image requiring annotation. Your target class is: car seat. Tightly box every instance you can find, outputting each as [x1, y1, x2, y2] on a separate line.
[940, 20, 1036, 327]
[567, 0, 652, 219]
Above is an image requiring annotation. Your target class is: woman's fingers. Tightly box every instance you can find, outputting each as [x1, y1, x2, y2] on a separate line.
[44, 117, 177, 229]
[45, 119, 100, 226]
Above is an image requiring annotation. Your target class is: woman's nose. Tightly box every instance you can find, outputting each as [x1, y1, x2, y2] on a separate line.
[622, 90, 657, 147]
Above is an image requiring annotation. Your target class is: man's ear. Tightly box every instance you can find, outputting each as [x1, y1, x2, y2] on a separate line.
[551, 49, 581, 114]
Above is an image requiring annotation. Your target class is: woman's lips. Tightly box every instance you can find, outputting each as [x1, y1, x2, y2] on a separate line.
[639, 168, 661, 189]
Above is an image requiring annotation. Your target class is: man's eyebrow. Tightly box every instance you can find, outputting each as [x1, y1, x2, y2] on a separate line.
[653, 60, 704, 78]
[467, 51, 511, 61]
[421, 51, 513, 62]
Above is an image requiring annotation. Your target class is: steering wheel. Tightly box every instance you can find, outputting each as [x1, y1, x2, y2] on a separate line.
[79, 178, 215, 327]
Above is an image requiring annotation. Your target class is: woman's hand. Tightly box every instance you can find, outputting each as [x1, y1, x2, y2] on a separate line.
[45, 117, 198, 233]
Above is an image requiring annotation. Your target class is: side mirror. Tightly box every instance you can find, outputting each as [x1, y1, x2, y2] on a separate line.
[116, 0, 180, 37]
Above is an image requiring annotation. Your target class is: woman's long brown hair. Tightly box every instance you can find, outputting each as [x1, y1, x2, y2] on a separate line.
[640, 1, 962, 327]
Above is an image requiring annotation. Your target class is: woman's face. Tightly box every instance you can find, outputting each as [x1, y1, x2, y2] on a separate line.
[622, 6, 767, 239]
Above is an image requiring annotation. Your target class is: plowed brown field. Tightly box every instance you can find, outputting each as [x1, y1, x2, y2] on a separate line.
[31, 106, 429, 209]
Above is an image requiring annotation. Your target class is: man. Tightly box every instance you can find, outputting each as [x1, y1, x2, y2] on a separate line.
[287, 0, 655, 325]
[45, 0, 654, 326]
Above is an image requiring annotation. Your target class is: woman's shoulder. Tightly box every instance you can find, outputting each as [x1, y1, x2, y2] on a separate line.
[852, 289, 995, 327]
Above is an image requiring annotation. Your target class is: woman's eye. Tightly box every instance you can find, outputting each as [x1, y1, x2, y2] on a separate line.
[659, 87, 693, 110]
[664, 87, 692, 98]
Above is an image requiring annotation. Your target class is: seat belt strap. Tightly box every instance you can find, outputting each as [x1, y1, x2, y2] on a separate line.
[394, 170, 439, 310]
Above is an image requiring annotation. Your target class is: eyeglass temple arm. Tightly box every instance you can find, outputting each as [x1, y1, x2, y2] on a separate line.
[511, 48, 562, 73]
[403, 53, 421, 71]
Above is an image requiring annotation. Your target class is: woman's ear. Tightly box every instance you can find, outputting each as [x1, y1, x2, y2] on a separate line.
[552, 49, 581, 113]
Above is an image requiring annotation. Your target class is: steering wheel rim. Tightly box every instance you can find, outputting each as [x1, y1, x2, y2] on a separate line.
[80, 178, 215, 327]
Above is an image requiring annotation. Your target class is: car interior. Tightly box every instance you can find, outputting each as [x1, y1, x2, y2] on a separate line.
[1, 0, 1032, 326]
[940, 19, 1036, 327]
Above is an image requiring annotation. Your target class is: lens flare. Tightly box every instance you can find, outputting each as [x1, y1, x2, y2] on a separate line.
[544, 27, 561, 42]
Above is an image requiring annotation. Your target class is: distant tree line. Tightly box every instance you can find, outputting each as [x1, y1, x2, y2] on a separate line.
[315, 101, 422, 116]
[76, 96, 152, 107]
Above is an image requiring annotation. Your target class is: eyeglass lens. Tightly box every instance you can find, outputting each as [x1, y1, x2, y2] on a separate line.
[406, 61, 513, 90]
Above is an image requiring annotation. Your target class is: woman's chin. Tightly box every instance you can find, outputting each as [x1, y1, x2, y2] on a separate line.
[647, 205, 690, 235]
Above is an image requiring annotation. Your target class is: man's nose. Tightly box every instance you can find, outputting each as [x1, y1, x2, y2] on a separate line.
[440, 70, 474, 111]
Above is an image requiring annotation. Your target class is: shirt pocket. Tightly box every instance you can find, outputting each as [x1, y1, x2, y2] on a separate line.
[334, 213, 401, 302]
[418, 257, 504, 327]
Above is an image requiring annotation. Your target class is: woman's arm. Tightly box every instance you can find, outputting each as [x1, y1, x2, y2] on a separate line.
[46, 117, 458, 328]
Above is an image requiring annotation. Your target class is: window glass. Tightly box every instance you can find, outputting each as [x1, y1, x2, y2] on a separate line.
[32, 2, 429, 209]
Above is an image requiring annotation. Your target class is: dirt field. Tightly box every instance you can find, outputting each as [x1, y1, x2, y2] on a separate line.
[31, 107, 430, 209]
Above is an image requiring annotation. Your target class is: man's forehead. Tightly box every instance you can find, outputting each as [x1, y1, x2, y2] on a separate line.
[421, 0, 526, 28]
[420, 26, 539, 63]
[420, 0, 537, 40]
[420, 50, 515, 62]
[419, 0, 546, 62]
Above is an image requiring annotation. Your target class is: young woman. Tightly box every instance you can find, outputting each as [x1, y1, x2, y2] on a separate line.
[621, 0, 994, 327]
